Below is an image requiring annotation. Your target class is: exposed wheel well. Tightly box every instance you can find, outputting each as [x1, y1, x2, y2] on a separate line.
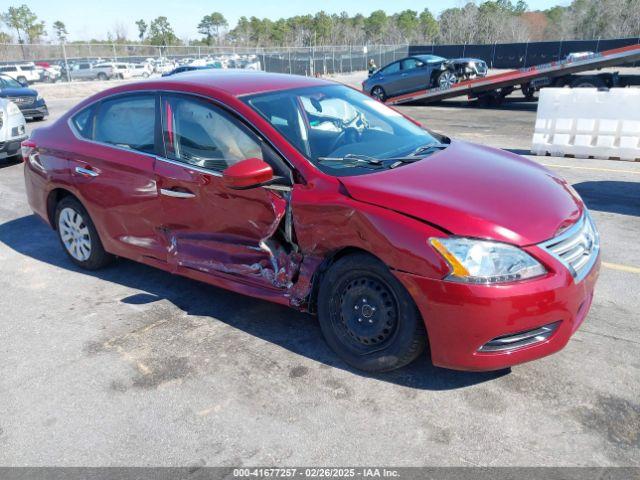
[46, 188, 78, 229]
[307, 247, 383, 315]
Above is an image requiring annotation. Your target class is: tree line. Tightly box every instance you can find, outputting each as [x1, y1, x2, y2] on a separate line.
[2, 0, 640, 47]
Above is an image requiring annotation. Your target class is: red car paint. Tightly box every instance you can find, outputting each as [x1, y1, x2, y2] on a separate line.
[23, 71, 599, 371]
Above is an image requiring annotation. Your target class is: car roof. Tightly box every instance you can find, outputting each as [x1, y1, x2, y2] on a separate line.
[149, 70, 332, 97]
[414, 54, 445, 61]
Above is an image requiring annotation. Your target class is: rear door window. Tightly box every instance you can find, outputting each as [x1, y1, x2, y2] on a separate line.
[93, 94, 156, 154]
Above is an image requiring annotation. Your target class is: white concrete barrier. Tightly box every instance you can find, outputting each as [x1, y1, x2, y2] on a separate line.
[532, 88, 640, 161]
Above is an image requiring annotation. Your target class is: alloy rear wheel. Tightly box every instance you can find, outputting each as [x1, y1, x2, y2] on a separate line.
[371, 86, 386, 102]
[58, 207, 92, 262]
[55, 196, 114, 270]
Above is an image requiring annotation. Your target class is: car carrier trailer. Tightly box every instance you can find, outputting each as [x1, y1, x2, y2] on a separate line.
[384, 44, 640, 107]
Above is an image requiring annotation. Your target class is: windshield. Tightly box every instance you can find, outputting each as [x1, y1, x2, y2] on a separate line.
[0, 74, 23, 88]
[245, 85, 447, 176]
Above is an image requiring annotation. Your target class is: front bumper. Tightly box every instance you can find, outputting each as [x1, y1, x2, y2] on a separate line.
[0, 107, 27, 158]
[20, 103, 48, 119]
[395, 250, 600, 371]
[0, 134, 27, 157]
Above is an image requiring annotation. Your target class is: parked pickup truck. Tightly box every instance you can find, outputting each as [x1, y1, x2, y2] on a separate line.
[69, 62, 117, 81]
[94, 62, 133, 79]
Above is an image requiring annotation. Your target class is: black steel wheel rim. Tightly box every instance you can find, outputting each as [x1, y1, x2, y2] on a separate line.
[329, 273, 399, 354]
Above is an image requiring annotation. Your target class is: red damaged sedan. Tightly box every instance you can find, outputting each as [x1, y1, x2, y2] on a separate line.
[23, 71, 600, 372]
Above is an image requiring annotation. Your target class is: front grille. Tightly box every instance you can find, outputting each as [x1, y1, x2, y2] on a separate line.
[538, 213, 600, 283]
[479, 322, 559, 352]
[8, 96, 34, 106]
[476, 62, 488, 75]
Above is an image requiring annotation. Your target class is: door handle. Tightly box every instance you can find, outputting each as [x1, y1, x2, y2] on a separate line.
[160, 188, 196, 199]
[75, 166, 99, 177]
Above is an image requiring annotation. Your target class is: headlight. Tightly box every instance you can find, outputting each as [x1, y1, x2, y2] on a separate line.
[36, 94, 43, 102]
[430, 237, 546, 284]
[7, 102, 21, 115]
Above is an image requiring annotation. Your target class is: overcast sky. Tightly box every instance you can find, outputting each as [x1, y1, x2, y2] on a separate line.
[14, 0, 571, 41]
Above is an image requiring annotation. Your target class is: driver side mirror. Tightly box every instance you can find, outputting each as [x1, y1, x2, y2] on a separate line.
[222, 158, 274, 190]
[18, 79, 28, 87]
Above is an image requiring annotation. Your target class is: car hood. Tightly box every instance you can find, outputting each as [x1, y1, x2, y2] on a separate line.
[338, 140, 583, 246]
[0, 87, 37, 97]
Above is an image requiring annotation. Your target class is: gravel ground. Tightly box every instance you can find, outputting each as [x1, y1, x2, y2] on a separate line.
[0, 75, 638, 467]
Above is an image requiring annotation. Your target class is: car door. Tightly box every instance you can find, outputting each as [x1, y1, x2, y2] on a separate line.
[154, 93, 296, 289]
[67, 92, 167, 262]
[400, 58, 429, 93]
[377, 61, 403, 96]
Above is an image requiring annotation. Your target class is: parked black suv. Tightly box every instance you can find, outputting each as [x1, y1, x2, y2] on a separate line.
[0, 74, 48, 121]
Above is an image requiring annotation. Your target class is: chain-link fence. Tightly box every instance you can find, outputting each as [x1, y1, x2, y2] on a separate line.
[0, 43, 409, 78]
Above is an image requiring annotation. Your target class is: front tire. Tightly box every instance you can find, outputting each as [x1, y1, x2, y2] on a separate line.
[55, 196, 114, 270]
[97, 72, 107, 81]
[317, 253, 427, 372]
[437, 70, 457, 89]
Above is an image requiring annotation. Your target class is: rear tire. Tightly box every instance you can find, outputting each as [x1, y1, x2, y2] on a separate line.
[317, 253, 427, 372]
[371, 86, 386, 102]
[521, 83, 537, 101]
[570, 76, 606, 89]
[55, 196, 114, 270]
[97, 72, 107, 81]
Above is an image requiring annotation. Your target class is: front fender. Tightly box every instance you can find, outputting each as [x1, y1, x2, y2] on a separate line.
[291, 182, 450, 280]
